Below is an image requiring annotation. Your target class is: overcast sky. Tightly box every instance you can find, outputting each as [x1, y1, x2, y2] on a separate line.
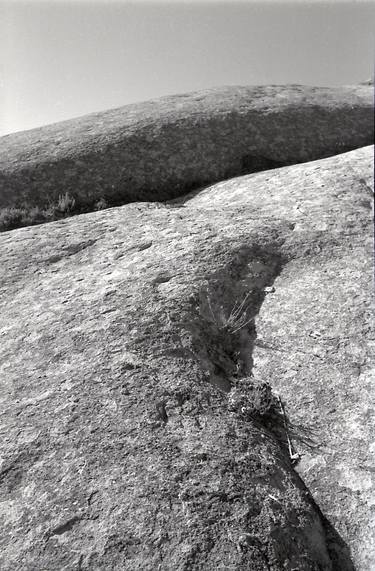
[1, 0, 374, 136]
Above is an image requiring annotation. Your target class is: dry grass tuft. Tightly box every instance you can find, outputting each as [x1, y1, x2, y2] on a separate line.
[205, 292, 254, 334]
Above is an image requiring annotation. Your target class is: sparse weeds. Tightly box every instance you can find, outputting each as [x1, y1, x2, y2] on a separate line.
[0, 192, 111, 232]
[0, 208, 25, 230]
[0, 206, 50, 231]
[0, 193, 77, 232]
[205, 292, 254, 334]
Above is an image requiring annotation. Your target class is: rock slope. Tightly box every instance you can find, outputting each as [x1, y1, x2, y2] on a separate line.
[0, 84, 373, 210]
[0, 138, 373, 568]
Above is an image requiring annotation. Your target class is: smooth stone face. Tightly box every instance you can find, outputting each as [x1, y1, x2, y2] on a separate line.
[0, 144, 373, 570]
[0, 84, 373, 209]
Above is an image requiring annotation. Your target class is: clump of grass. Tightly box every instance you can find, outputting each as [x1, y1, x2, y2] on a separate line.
[0, 192, 84, 232]
[0, 206, 53, 231]
[0, 207, 26, 230]
[0, 190, 116, 232]
[55, 192, 76, 214]
[95, 197, 108, 210]
[228, 377, 277, 421]
[205, 292, 254, 334]
[228, 377, 301, 465]
[0, 192, 116, 232]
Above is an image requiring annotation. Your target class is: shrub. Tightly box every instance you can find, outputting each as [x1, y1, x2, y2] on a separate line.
[55, 192, 76, 214]
[95, 197, 108, 210]
[0, 191, 110, 232]
[228, 377, 277, 420]
[0, 208, 26, 231]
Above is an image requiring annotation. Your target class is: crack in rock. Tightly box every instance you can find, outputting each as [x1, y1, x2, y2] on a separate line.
[49, 516, 82, 537]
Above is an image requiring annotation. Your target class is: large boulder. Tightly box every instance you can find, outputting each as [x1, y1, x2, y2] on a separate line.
[0, 84, 373, 209]
[0, 143, 373, 569]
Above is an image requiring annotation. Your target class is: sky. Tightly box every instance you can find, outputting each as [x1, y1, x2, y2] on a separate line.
[1, 0, 374, 136]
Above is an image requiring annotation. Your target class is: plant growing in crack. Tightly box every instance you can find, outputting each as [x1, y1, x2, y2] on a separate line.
[228, 376, 301, 466]
[195, 286, 301, 464]
[228, 377, 277, 420]
[193, 289, 259, 389]
[205, 291, 255, 334]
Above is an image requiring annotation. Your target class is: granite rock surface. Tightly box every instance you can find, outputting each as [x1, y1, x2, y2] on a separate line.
[0, 142, 373, 569]
[0, 84, 373, 210]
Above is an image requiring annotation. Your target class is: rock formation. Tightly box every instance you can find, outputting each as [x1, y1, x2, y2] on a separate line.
[0, 86, 373, 570]
[0, 84, 373, 210]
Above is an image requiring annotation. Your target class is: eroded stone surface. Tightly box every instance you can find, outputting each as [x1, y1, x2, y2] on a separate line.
[0, 145, 373, 569]
[0, 84, 373, 209]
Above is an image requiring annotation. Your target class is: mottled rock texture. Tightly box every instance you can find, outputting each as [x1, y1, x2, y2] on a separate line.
[0, 84, 373, 210]
[0, 140, 373, 569]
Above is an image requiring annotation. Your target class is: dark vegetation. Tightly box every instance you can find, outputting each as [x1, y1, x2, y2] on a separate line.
[0, 153, 283, 233]
[0, 193, 108, 232]
[1, 83, 372, 233]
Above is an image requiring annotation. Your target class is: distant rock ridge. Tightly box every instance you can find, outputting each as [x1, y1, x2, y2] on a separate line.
[0, 84, 373, 212]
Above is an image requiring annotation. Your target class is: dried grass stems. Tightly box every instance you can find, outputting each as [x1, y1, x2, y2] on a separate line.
[206, 291, 254, 334]
[0, 192, 108, 232]
[228, 377, 301, 466]
[199, 290, 301, 464]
